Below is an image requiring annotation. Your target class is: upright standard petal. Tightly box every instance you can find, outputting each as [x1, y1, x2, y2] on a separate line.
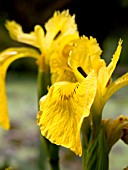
[45, 9, 79, 65]
[100, 39, 122, 93]
[107, 39, 122, 81]
[37, 71, 97, 156]
[0, 47, 40, 129]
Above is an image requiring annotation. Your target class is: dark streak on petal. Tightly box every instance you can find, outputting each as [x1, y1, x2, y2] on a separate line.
[54, 31, 61, 40]
[77, 67, 87, 78]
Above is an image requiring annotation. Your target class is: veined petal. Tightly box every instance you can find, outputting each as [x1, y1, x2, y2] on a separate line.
[0, 47, 40, 129]
[37, 71, 97, 156]
[103, 73, 128, 105]
[5, 20, 44, 49]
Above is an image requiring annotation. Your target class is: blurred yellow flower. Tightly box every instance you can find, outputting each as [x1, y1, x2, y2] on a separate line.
[5, 10, 79, 70]
[0, 47, 40, 129]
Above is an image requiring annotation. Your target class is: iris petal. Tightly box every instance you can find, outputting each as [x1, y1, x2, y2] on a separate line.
[95, 40, 122, 97]
[106, 39, 122, 87]
[50, 35, 78, 84]
[37, 71, 97, 156]
[45, 10, 78, 46]
[0, 47, 40, 129]
[5, 21, 43, 48]
[0, 70, 9, 129]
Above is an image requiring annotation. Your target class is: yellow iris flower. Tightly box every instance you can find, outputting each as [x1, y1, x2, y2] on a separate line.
[69, 36, 128, 113]
[37, 36, 100, 156]
[0, 10, 79, 130]
[37, 35, 128, 156]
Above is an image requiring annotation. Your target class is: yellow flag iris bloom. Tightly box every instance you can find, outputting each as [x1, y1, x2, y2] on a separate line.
[0, 10, 79, 130]
[37, 35, 128, 156]
[69, 36, 128, 113]
[37, 36, 100, 156]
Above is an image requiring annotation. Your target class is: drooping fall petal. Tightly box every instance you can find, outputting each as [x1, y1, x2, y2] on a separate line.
[0, 69, 9, 129]
[0, 47, 40, 74]
[0, 47, 40, 129]
[37, 71, 97, 156]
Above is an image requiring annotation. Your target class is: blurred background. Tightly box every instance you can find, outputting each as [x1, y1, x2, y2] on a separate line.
[0, 0, 128, 170]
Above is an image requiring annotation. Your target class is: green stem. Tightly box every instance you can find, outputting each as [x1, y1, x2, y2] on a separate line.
[91, 104, 103, 138]
[37, 68, 51, 100]
[82, 126, 109, 170]
[82, 116, 91, 149]
[42, 137, 59, 170]
[37, 67, 60, 170]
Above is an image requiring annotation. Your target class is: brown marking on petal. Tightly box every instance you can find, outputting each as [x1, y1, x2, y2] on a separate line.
[59, 83, 80, 100]
[106, 79, 111, 87]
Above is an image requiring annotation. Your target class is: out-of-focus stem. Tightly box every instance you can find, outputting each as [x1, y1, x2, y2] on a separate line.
[37, 58, 60, 170]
